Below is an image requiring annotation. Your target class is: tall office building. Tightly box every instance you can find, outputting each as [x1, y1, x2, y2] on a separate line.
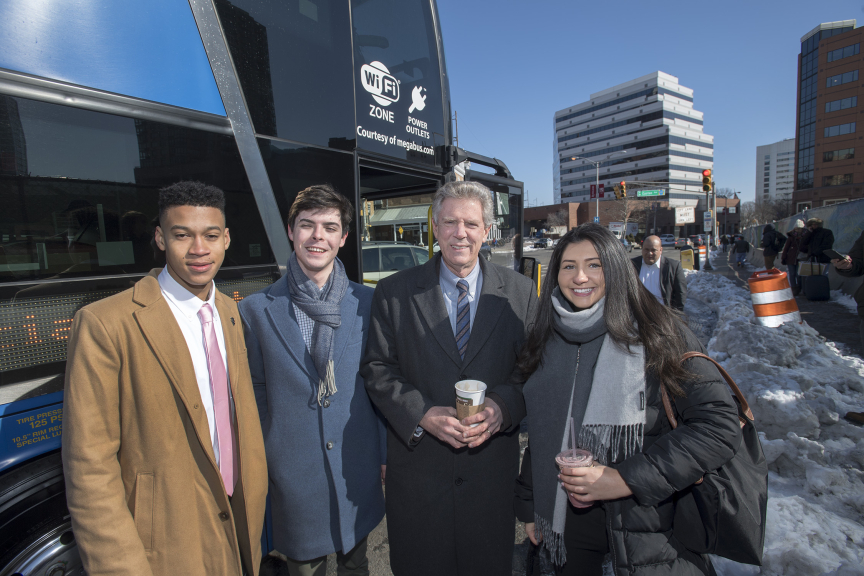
[553, 72, 713, 205]
[755, 139, 795, 204]
[794, 20, 863, 210]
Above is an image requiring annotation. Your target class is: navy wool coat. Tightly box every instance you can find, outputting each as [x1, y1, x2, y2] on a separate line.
[239, 276, 386, 561]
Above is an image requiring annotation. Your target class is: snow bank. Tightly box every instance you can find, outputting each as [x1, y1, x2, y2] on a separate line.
[684, 271, 864, 576]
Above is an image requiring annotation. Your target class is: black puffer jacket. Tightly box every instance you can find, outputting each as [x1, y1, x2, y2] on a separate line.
[515, 333, 741, 576]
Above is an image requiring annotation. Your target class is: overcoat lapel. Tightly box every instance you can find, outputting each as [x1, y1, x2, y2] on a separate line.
[332, 291, 359, 371]
[461, 257, 506, 367]
[263, 279, 317, 379]
[132, 274, 217, 465]
[660, 257, 670, 303]
[413, 256, 463, 368]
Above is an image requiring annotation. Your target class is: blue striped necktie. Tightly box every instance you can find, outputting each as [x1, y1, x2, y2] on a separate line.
[455, 279, 470, 359]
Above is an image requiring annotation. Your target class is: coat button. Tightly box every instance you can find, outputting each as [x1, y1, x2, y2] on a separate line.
[194, 403, 199, 409]
[326, 441, 334, 450]
[323, 399, 331, 408]
[219, 511, 230, 521]
[455, 478, 463, 486]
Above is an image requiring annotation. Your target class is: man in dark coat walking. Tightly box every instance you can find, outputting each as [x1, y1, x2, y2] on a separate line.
[801, 218, 835, 274]
[362, 182, 538, 576]
[761, 224, 785, 270]
[630, 235, 687, 311]
[834, 228, 864, 356]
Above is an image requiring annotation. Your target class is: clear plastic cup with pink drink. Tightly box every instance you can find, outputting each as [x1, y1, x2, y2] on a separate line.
[556, 448, 594, 508]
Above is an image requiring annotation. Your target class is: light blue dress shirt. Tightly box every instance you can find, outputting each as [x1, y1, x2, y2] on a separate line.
[439, 259, 483, 334]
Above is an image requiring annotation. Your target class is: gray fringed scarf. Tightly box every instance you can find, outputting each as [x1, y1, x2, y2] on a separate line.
[522, 289, 645, 566]
[287, 253, 349, 405]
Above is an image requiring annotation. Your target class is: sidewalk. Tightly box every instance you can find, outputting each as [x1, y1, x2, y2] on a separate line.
[706, 250, 861, 357]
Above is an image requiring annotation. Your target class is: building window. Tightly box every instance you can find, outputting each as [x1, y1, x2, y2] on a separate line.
[824, 122, 856, 137]
[822, 173, 853, 186]
[825, 96, 857, 113]
[826, 43, 860, 62]
[823, 148, 855, 162]
[826, 70, 858, 88]
[797, 202, 812, 211]
[823, 198, 848, 206]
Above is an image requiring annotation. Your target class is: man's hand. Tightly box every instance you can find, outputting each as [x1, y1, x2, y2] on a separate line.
[419, 406, 469, 449]
[832, 257, 853, 270]
[460, 398, 502, 449]
[559, 465, 633, 505]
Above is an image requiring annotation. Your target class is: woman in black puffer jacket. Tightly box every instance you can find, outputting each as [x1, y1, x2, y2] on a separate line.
[514, 224, 742, 576]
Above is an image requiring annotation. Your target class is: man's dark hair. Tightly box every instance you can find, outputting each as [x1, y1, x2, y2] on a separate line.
[158, 181, 226, 225]
[287, 184, 354, 232]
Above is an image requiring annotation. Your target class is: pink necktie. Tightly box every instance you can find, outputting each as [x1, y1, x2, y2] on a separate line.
[198, 303, 235, 496]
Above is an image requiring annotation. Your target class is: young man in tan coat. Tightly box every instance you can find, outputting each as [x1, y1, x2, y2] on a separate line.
[62, 181, 267, 576]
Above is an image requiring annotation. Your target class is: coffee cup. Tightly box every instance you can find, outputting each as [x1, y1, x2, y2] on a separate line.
[455, 380, 486, 427]
[556, 448, 594, 508]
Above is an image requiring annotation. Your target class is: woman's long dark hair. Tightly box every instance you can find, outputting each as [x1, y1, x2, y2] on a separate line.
[517, 223, 691, 397]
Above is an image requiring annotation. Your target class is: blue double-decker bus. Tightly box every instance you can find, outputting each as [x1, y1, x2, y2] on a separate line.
[0, 0, 524, 572]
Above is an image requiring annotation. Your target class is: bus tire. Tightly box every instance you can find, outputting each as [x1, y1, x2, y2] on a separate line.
[0, 450, 83, 575]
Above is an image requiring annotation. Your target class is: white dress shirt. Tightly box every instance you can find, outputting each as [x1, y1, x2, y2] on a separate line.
[439, 258, 483, 334]
[639, 257, 665, 305]
[158, 267, 229, 466]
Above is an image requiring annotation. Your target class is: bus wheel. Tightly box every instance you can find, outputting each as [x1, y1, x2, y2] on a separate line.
[0, 452, 84, 576]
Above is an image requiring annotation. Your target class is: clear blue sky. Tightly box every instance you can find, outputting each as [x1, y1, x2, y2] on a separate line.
[438, 0, 862, 206]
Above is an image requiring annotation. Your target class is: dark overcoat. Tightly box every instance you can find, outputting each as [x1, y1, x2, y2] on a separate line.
[239, 277, 386, 561]
[631, 256, 687, 311]
[361, 254, 538, 576]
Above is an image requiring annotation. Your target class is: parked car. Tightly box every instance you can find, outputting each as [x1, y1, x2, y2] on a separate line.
[674, 237, 693, 250]
[659, 234, 676, 247]
[534, 238, 550, 249]
[688, 235, 705, 247]
[619, 238, 633, 252]
[363, 241, 430, 285]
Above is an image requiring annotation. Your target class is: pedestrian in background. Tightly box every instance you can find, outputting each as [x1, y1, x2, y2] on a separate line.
[733, 235, 750, 267]
[800, 218, 835, 275]
[781, 219, 806, 296]
[761, 224, 785, 270]
[720, 234, 729, 253]
[240, 185, 385, 576]
[833, 228, 864, 356]
[514, 224, 741, 576]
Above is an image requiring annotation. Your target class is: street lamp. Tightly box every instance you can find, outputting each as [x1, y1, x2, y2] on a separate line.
[568, 151, 629, 224]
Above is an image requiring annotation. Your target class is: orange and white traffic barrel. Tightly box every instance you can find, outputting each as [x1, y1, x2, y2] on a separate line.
[698, 245, 707, 263]
[747, 269, 801, 327]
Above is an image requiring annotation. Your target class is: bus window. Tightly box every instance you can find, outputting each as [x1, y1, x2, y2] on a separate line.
[215, 0, 356, 149]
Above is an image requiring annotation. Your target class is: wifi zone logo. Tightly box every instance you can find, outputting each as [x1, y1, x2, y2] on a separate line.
[360, 61, 400, 106]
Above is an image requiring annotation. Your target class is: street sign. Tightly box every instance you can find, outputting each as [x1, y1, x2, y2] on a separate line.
[593, 216, 599, 223]
[590, 185, 596, 199]
[599, 183, 605, 198]
[636, 189, 664, 197]
[675, 206, 695, 225]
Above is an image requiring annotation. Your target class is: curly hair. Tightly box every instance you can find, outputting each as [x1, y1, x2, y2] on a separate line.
[158, 181, 225, 225]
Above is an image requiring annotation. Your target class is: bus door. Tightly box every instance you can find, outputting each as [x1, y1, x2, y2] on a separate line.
[356, 160, 442, 286]
[463, 169, 526, 274]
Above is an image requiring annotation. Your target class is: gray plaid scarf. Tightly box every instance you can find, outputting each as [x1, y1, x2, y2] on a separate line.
[287, 253, 349, 405]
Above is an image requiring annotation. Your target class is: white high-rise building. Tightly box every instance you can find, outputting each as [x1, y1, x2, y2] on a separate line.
[553, 71, 714, 205]
[755, 139, 795, 205]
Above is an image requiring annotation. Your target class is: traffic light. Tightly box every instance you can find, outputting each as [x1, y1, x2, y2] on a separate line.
[620, 181, 627, 198]
[613, 184, 622, 199]
[702, 169, 712, 192]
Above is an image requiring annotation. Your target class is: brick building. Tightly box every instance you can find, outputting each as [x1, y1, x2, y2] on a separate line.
[794, 20, 864, 210]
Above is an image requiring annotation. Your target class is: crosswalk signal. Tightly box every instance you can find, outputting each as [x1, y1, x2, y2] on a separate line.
[702, 169, 712, 192]
[620, 181, 627, 198]
[613, 184, 622, 199]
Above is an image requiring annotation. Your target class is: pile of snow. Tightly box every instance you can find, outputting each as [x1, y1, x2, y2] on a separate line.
[831, 290, 858, 314]
[685, 271, 864, 576]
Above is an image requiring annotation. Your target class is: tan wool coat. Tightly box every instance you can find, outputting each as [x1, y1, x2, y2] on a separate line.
[62, 270, 267, 576]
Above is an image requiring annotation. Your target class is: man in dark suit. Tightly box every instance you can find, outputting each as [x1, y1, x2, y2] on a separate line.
[631, 235, 687, 311]
[361, 182, 538, 576]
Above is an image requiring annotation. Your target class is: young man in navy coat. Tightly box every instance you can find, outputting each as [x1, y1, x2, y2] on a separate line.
[239, 185, 385, 576]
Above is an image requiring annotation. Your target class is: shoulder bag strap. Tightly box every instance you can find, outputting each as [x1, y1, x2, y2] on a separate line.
[660, 352, 755, 432]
